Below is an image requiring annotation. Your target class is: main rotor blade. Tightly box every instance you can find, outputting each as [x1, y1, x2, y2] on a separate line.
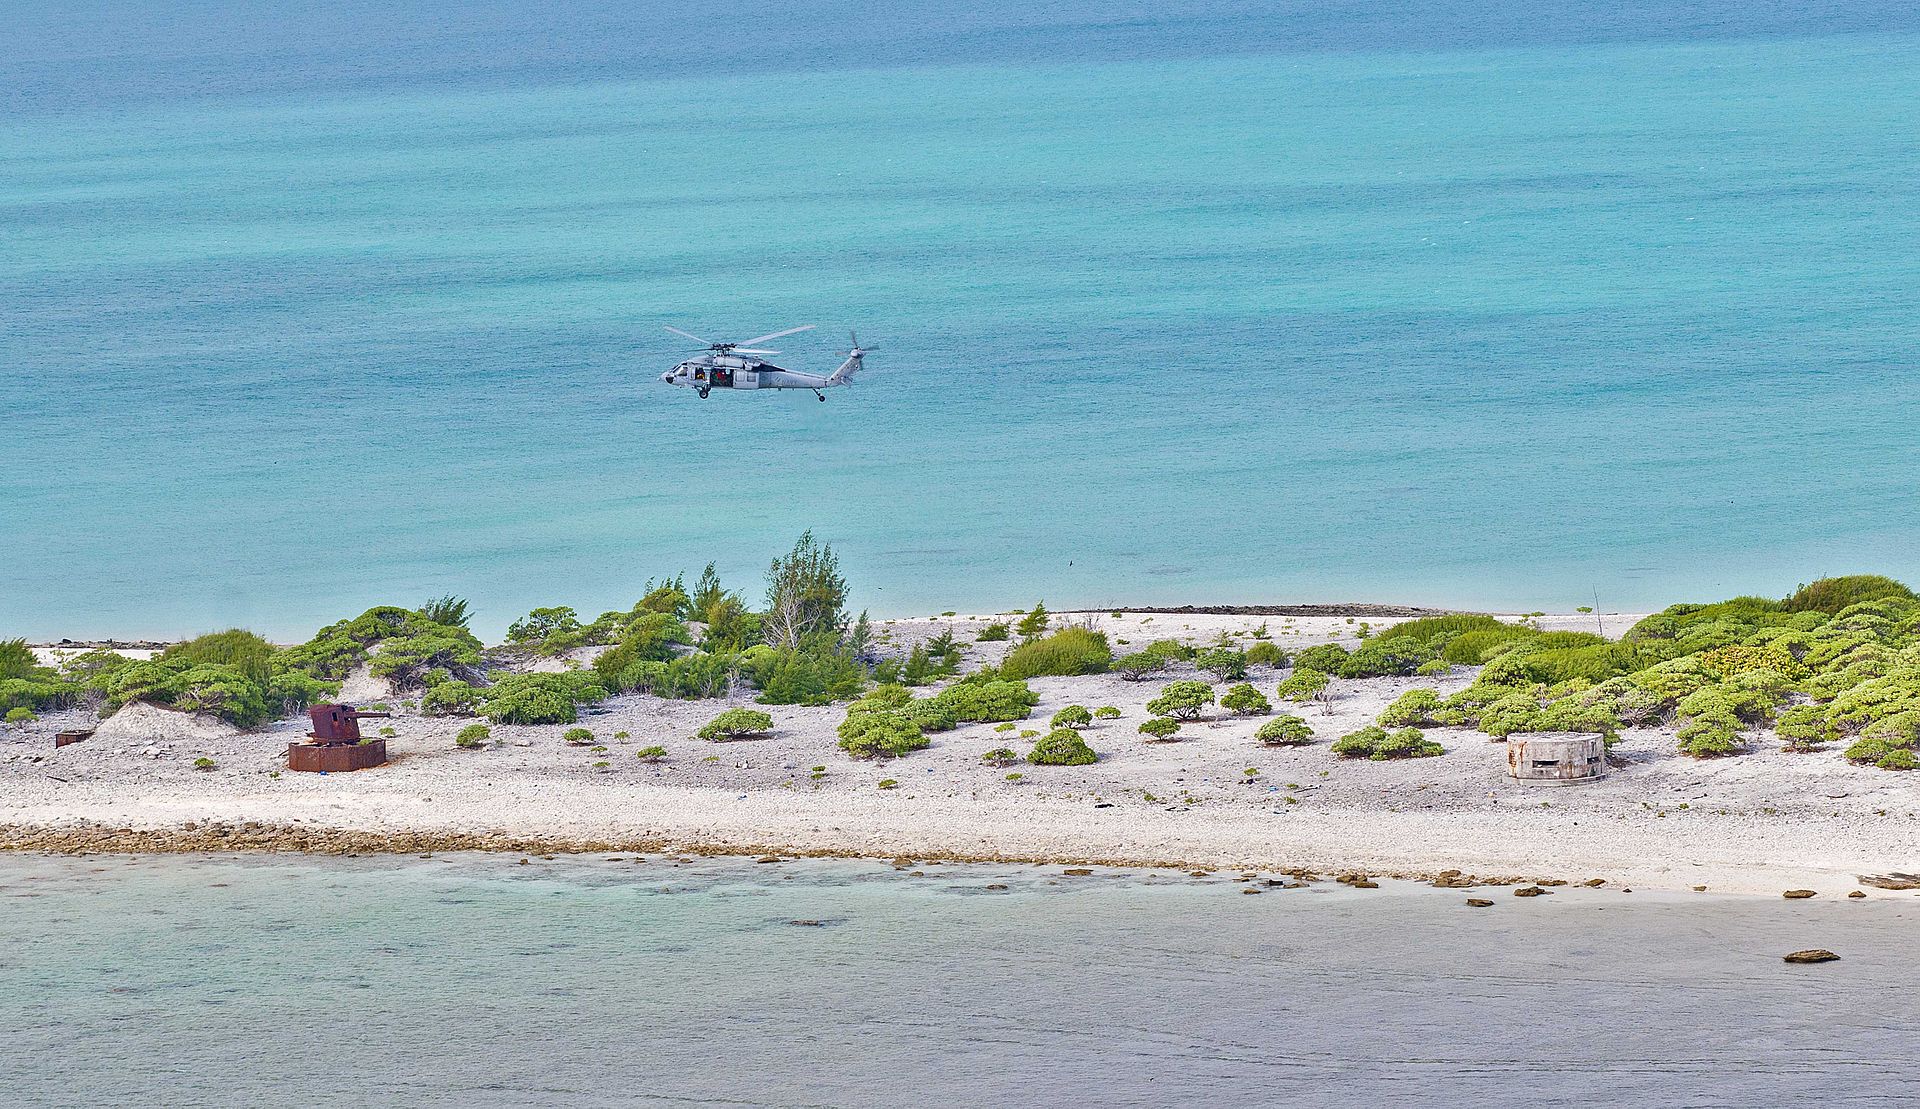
[738, 324, 815, 347]
[731, 347, 779, 355]
[664, 326, 709, 344]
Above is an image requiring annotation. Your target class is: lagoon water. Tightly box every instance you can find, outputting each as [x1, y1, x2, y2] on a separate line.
[5, 2, 1920, 639]
[2, 853, 1916, 1106]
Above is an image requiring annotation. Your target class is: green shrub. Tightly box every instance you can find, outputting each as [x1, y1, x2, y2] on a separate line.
[1255, 715, 1313, 746]
[420, 680, 479, 716]
[1337, 636, 1432, 678]
[455, 723, 490, 748]
[1000, 627, 1111, 679]
[1374, 613, 1509, 644]
[836, 704, 928, 759]
[1332, 725, 1444, 760]
[1220, 683, 1271, 715]
[1784, 575, 1916, 614]
[1379, 688, 1442, 727]
[636, 745, 668, 762]
[1050, 704, 1093, 729]
[562, 727, 594, 745]
[1093, 705, 1121, 719]
[163, 629, 276, 685]
[368, 631, 483, 689]
[106, 658, 272, 728]
[1143, 639, 1195, 662]
[1275, 668, 1330, 703]
[481, 672, 605, 725]
[0, 639, 39, 682]
[5, 707, 36, 724]
[1414, 658, 1451, 676]
[751, 647, 864, 705]
[1028, 728, 1097, 765]
[1293, 644, 1350, 673]
[1112, 652, 1168, 681]
[976, 622, 1010, 642]
[1147, 680, 1214, 720]
[1441, 626, 1539, 664]
[1244, 642, 1288, 668]
[698, 707, 775, 741]
[1194, 647, 1247, 682]
[930, 679, 1039, 723]
[1015, 603, 1050, 639]
[982, 747, 1019, 767]
[193, 757, 216, 771]
[58, 649, 134, 690]
[506, 606, 585, 655]
[1138, 716, 1181, 740]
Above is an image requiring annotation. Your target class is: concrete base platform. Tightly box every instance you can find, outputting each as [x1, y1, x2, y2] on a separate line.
[287, 739, 388, 773]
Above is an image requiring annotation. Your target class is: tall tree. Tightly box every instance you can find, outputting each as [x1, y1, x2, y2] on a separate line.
[763, 531, 848, 650]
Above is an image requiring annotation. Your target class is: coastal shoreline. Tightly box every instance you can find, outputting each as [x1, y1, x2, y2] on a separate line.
[9, 609, 1918, 903]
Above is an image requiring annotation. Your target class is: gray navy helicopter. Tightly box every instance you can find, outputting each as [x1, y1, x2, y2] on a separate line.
[659, 324, 876, 401]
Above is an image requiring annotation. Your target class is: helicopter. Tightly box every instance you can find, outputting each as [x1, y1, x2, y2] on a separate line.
[659, 325, 877, 401]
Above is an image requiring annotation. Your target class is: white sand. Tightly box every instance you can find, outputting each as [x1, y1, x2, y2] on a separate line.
[7, 611, 1917, 896]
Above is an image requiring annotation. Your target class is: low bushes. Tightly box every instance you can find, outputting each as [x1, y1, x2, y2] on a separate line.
[836, 688, 932, 759]
[420, 680, 478, 716]
[1784, 574, 1917, 614]
[1147, 680, 1214, 720]
[1337, 636, 1432, 678]
[1244, 642, 1288, 669]
[1050, 704, 1093, 729]
[1332, 726, 1444, 760]
[481, 671, 607, 725]
[975, 622, 1010, 642]
[698, 707, 775, 741]
[1292, 644, 1349, 673]
[455, 723, 491, 748]
[1220, 683, 1271, 716]
[1194, 647, 1247, 682]
[1378, 688, 1442, 727]
[999, 627, 1112, 679]
[1028, 728, 1097, 766]
[1138, 716, 1181, 740]
[1275, 668, 1329, 704]
[1255, 715, 1313, 746]
[1113, 653, 1168, 681]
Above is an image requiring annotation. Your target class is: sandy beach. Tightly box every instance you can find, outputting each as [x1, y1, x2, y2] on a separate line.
[7, 610, 1916, 898]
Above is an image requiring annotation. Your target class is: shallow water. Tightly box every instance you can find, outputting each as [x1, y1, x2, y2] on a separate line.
[0, 853, 1913, 1106]
[4, 3, 1920, 637]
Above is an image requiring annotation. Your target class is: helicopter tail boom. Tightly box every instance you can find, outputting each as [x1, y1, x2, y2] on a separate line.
[826, 331, 876, 386]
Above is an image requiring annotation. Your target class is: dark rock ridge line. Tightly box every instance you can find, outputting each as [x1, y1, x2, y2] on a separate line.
[1067, 604, 1451, 618]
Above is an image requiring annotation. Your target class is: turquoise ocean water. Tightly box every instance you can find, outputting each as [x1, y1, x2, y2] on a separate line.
[4, 3, 1920, 640]
[4, 854, 1917, 1106]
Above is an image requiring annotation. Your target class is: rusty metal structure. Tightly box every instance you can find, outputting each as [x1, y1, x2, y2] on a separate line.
[1506, 733, 1607, 784]
[55, 729, 94, 748]
[287, 703, 392, 773]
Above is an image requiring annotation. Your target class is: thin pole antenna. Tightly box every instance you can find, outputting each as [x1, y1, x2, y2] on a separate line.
[1593, 589, 1604, 637]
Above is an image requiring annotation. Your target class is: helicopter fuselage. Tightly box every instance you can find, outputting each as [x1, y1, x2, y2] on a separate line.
[661, 355, 830, 395]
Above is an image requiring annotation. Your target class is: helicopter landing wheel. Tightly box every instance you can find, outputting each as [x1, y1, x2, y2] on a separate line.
[814, 391, 826, 402]
[697, 387, 710, 399]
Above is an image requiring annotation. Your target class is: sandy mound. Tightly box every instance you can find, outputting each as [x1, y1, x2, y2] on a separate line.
[336, 663, 395, 703]
[93, 701, 242, 744]
[526, 646, 610, 673]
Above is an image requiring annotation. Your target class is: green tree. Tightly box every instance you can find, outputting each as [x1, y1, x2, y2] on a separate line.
[763, 531, 849, 650]
[1015, 602, 1050, 639]
[417, 595, 472, 629]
